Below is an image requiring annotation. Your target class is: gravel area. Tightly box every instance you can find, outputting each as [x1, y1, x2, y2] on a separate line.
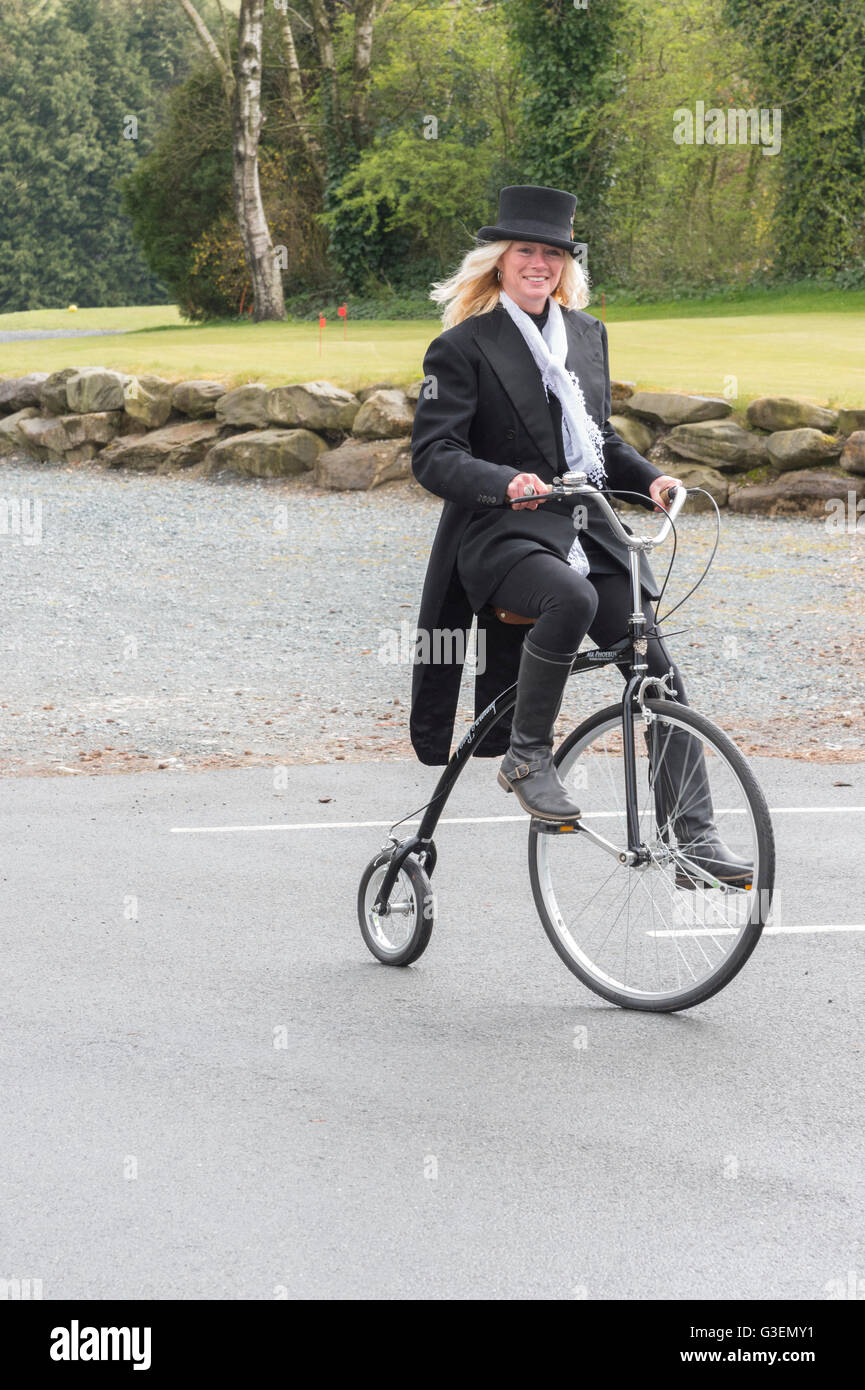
[1, 456, 863, 776]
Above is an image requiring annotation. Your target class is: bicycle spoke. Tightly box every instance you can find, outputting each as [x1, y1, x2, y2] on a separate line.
[533, 701, 770, 1009]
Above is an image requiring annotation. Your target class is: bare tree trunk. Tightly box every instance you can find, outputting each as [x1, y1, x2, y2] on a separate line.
[291, 1, 390, 163]
[350, 0, 378, 146]
[177, 0, 234, 103]
[279, 15, 325, 184]
[233, 0, 285, 320]
[176, 0, 284, 321]
[308, 0, 339, 152]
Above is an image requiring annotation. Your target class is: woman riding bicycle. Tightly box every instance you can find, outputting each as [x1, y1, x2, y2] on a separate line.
[409, 184, 749, 883]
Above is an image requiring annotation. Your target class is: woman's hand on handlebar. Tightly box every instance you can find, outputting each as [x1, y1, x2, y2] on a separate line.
[649, 474, 683, 512]
[507, 472, 550, 510]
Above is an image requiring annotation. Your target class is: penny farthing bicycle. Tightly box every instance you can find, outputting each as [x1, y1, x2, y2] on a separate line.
[357, 471, 775, 1012]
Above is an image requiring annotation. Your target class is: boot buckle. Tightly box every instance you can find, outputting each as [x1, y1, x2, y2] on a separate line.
[512, 762, 532, 779]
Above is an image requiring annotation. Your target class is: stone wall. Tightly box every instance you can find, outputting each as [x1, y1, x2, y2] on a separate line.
[611, 385, 865, 516]
[1, 367, 863, 515]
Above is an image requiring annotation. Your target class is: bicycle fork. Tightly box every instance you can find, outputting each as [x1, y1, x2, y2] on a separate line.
[620, 545, 650, 862]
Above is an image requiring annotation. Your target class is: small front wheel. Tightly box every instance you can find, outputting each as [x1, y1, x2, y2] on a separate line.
[357, 851, 435, 966]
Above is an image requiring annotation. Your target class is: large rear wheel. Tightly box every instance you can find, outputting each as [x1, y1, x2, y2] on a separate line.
[528, 699, 775, 1011]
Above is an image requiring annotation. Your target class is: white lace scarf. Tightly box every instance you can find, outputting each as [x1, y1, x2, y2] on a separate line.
[498, 288, 607, 577]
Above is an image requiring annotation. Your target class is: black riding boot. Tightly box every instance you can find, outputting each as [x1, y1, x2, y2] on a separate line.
[497, 634, 581, 822]
[647, 721, 754, 888]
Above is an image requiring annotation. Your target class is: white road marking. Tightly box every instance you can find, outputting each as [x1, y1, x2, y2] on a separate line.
[169, 807, 864, 938]
[171, 806, 865, 834]
[171, 815, 528, 833]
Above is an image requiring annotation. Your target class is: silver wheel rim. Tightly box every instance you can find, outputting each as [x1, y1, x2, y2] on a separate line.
[534, 709, 764, 1004]
[363, 864, 419, 956]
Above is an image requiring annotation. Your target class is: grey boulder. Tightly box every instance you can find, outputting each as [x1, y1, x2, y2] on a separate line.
[839, 431, 865, 476]
[624, 391, 731, 425]
[172, 380, 227, 418]
[123, 374, 175, 429]
[215, 383, 270, 428]
[203, 428, 327, 477]
[667, 463, 730, 510]
[267, 380, 360, 432]
[0, 373, 50, 413]
[0, 407, 40, 452]
[837, 408, 865, 436]
[101, 419, 223, 472]
[666, 419, 770, 470]
[66, 368, 129, 413]
[352, 388, 414, 439]
[357, 381, 398, 402]
[766, 428, 843, 470]
[746, 396, 839, 433]
[609, 413, 654, 455]
[314, 438, 411, 490]
[729, 469, 864, 517]
[40, 368, 78, 415]
[611, 380, 636, 406]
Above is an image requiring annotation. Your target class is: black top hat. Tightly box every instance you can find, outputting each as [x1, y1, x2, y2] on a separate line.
[476, 184, 583, 256]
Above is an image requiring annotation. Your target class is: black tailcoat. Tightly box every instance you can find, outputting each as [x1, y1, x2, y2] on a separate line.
[409, 302, 664, 766]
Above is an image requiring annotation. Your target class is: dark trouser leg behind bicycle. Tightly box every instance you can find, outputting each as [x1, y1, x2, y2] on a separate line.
[488, 551, 598, 822]
[588, 573, 753, 886]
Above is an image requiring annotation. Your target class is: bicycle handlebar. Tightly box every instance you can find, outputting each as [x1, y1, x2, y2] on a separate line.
[502, 470, 687, 550]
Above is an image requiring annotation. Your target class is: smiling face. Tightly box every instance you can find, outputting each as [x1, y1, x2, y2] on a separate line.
[496, 241, 566, 312]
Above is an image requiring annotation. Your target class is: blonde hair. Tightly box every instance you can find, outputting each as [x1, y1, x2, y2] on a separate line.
[429, 239, 591, 329]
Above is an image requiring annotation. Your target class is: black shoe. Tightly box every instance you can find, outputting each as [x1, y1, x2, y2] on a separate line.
[497, 635, 581, 823]
[673, 838, 754, 890]
[647, 721, 753, 888]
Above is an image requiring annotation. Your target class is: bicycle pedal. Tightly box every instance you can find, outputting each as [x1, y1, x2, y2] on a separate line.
[532, 816, 581, 832]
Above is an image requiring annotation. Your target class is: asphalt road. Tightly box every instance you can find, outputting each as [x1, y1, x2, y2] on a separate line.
[1, 757, 863, 1300]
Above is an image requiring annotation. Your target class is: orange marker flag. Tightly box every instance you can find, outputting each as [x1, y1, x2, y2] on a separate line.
[319, 313, 326, 354]
[337, 302, 347, 339]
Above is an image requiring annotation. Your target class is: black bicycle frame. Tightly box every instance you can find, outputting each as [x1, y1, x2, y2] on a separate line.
[372, 495, 662, 915]
[372, 632, 650, 916]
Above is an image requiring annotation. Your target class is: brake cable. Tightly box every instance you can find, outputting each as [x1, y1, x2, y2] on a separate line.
[579, 484, 722, 646]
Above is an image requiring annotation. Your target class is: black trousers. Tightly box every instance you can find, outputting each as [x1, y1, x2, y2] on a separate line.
[486, 549, 689, 702]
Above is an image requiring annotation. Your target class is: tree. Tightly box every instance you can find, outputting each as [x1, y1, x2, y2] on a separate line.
[0, 0, 198, 311]
[320, 0, 522, 291]
[176, 0, 285, 319]
[722, 0, 865, 277]
[275, 1, 397, 287]
[122, 64, 235, 319]
[505, 0, 637, 282]
[601, 0, 779, 292]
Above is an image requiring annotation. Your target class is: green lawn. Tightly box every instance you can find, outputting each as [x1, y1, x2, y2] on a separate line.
[0, 305, 182, 333]
[1, 294, 863, 406]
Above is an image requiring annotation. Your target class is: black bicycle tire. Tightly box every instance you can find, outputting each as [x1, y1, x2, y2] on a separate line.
[357, 852, 435, 966]
[528, 698, 775, 1012]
